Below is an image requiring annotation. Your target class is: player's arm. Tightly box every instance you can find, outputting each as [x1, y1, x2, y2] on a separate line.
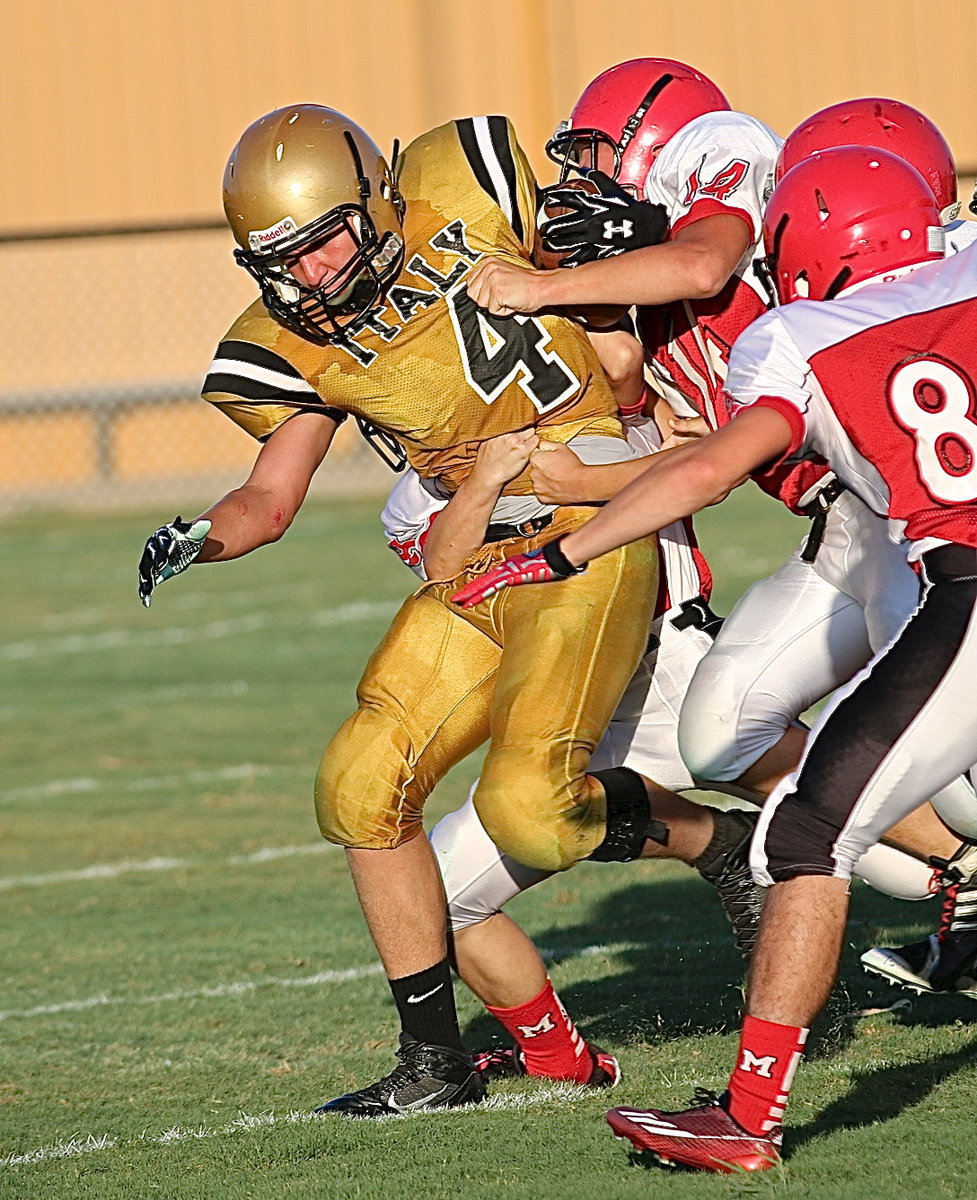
[586, 325, 649, 416]
[197, 411, 339, 559]
[422, 430, 538, 579]
[467, 212, 751, 316]
[529, 442, 655, 505]
[567, 407, 792, 559]
[453, 407, 792, 605]
[138, 411, 338, 606]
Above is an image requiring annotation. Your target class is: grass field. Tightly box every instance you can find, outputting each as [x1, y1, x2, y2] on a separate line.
[3, 490, 977, 1200]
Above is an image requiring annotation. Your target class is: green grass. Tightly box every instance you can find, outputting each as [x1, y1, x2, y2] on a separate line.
[2, 490, 976, 1200]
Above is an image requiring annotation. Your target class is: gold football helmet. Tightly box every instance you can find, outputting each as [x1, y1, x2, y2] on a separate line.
[223, 105, 405, 341]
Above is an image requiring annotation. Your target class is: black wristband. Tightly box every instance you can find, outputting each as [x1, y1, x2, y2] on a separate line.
[541, 536, 587, 577]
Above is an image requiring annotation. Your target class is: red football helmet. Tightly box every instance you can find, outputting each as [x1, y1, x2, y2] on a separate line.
[776, 98, 957, 218]
[546, 58, 730, 194]
[763, 145, 944, 304]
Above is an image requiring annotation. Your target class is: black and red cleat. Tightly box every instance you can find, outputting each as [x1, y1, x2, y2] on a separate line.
[473, 1043, 621, 1089]
[606, 1089, 781, 1174]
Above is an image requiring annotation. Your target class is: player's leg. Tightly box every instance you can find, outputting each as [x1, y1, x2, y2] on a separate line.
[444, 518, 660, 872]
[432, 796, 620, 1087]
[428, 619, 761, 1089]
[609, 563, 977, 1171]
[313, 590, 499, 1114]
[678, 534, 961, 896]
[590, 619, 764, 953]
[678, 549, 872, 786]
[725, 567, 977, 1135]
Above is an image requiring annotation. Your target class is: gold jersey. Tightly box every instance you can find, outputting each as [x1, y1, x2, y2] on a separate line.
[202, 116, 622, 494]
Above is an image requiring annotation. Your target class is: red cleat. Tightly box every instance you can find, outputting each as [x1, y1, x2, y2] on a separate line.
[473, 1043, 621, 1089]
[606, 1090, 781, 1174]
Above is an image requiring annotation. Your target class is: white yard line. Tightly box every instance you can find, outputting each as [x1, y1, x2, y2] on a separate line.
[0, 1084, 583, 1168]
[0, 599, 399, 660]
[0, 963, 387, 1022]
[0, 943, 632, 1024]
[0, 763, 289, 805]
[0, 680, 251, 722]
[0, 840, 334, 891]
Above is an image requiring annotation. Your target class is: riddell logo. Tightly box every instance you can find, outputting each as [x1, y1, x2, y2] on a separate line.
[738, 1049, 777, 1077]
[248, 216, 299, 250]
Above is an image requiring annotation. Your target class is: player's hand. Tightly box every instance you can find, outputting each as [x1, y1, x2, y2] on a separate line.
[138, 516, 211, 608]
[660, 414, 711, 451]
[529, 441, 588, 505]
[540, 171, 669, 267]
[466, 258, 552, 316]
[451, 538, 585, 608]
[473, 430, 539, 488]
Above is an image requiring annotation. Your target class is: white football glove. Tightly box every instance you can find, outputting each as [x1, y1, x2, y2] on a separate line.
[138, 516, 211, 608]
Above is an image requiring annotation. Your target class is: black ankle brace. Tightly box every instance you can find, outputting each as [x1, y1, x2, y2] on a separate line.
[587, 767, 666, 862]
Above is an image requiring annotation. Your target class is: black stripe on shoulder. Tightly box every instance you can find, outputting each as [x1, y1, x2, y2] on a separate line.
[487, 116, 524, 243]
[216, 339, 306, 378]
[456, 118, 501, 209]
[201, 372, 293, 402]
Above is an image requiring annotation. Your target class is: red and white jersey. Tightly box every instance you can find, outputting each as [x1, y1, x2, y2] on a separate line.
[636, 111, 830, 512]
[726, 243, 977, 560]
[381, 416, 712, 612]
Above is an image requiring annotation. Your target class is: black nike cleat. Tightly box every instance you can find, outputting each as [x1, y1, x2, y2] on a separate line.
[695, 807, 765, 959]
[473, 1042, 621, 1088]
[314, 1034, 485, 1117]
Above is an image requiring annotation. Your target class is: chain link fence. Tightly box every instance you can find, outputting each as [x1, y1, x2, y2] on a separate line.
[0, 224, 392, 517]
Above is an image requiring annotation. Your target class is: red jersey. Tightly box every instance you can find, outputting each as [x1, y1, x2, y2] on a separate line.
[638, 110, 828, 512]
[726, 246, 977, 559]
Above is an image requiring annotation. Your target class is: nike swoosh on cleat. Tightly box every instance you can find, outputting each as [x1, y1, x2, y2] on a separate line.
[387, 1084, 452, 1111]
[406, 984, 445, 1004]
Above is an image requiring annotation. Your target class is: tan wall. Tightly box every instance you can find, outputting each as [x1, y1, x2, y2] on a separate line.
[3, 0, 977, 232]
[3, 0, 976, 506]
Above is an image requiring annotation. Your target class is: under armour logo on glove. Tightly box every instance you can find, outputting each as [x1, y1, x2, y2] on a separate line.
[451, 538, 586, 608]
[540, 170, 668, 267]
[137, 516, 211, 607]
[602, 218, 634, 242]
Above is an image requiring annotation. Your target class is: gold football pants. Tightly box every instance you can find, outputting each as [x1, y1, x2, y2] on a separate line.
[315, 509, 658, 872]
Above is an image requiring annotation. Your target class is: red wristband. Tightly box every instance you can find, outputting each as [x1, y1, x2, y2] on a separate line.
[617, 382, 651, 419]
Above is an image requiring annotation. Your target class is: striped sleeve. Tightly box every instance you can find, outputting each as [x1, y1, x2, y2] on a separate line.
[202, 339, 346, 441]
[455, 116, 537, 255]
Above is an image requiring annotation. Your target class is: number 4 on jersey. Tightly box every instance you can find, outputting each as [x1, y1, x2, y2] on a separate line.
[447, 288, 579, 413]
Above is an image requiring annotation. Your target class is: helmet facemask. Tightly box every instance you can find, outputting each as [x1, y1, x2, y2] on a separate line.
[235, 203, 404, 342]
[545, 123, 632, 191]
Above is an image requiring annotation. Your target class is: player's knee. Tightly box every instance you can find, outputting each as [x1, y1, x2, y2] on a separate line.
[753, 790, 850, 885]
[679, 655, 788, 782]
[594, 330, 645, 390]
[473, 763, 587, 873]
[314, 710, 422, 849]
[476, 796, 575, 873]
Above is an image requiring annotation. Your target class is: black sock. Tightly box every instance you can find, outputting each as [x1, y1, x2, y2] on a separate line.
[388, 959, 464, 1052]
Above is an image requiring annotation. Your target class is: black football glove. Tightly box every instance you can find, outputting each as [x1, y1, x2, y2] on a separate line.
[540, 171, 669, 268]
[138, 516, 211, 607]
